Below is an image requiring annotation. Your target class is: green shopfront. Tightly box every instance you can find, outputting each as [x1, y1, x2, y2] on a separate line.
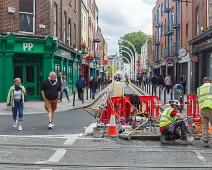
[0, 33, 81, 102]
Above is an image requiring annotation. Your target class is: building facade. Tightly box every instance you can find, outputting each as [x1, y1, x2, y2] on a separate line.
[0, 0, 81, 102]
[152, 0, 182, 84]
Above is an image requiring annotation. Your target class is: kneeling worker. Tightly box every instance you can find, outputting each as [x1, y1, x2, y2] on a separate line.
[160, 100, 188, 144]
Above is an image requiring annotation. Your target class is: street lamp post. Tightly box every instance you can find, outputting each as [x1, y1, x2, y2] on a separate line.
[121, 50, 134, 80]
[118, 39, 138, 80]
[119, 45, 135, 80]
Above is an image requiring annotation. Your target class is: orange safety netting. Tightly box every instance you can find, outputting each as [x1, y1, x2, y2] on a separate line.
[192, 122, 212, 135]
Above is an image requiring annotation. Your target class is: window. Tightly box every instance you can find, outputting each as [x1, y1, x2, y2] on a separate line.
[161, 3, 163, 16]
[186, 23, 188, 37]
[63, 12, 67, 43]
[73, 23, 76, 48]
[19, 0, 35, 33]
[196, 6, 200, 35]
[161, 23, 163, 36]
[74, 0, 77, 10]
[89, 17, 91, 28]
[68, 19, 72, 46]
[186, 1, 189, 6]
[53, 3, 58, 37]
[84, 17, 86, 32]
[161, 43, 163, 57]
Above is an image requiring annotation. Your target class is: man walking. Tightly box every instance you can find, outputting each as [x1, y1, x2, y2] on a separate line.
[90, 76, 98, 99]
[41, 72, 61, 129]
[76, 75, 86, 100]
[164, 74, 172, 94]
[197, 77, 212, 147]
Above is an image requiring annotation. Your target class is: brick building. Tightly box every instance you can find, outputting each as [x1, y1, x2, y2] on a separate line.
[0, 0, 82, 102]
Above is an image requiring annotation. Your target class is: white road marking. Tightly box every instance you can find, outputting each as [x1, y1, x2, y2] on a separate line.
[0, 134, 81, 139]
[193, 150, 208, 167]
[47, 148, 67, 163]
[63, 136, 78, 146]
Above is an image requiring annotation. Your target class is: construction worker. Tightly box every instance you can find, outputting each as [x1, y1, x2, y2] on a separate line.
[197, 77, 212, 147]
[160, 100, 188, 144]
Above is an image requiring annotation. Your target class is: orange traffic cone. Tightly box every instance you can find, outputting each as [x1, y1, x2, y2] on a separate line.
[107, 109, 118, 137]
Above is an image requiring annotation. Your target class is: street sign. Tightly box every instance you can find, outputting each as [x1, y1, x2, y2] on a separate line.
[166, 57, 173, 64]
[179, 48, 188, 57]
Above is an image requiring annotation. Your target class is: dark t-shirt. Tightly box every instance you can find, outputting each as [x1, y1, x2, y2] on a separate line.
[41, 79, 61, 101]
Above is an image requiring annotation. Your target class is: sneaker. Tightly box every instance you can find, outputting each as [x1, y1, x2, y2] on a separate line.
[160, 134, 167, 144]
[12, 120, 17, 128]
[180, 138, 193, 145]
[18, 126, 22, 131]
[48, 122, 53, 129]
[203, 140, 210, 147]
[51, 122, 54, 127]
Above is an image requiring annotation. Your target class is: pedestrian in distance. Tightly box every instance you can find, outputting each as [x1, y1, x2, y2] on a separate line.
[58, 75, 70, 103]
[164, 74, 172, 94]
[90, 76, 99, 99]
[197, 77, 212, 147]
[76, 75, 86, 101]
[180, 74, 187, 94]
[160, 100, 191, 144]
[7, 78, 27, 131]
[158, 75, 165, 91]
[41, 72, 61, 129]
[151, 74, 158, 93]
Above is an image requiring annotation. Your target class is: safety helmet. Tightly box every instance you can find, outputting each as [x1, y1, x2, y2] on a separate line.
[171, 100, 180, 107]
[203, 77, 211, 83]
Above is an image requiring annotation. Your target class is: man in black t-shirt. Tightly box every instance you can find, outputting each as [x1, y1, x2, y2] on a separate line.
[41, 72, 61, 129]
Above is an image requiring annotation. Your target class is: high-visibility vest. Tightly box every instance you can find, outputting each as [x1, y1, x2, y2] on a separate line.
[197, 83, 212, 110]
[160, 107, 176, 127]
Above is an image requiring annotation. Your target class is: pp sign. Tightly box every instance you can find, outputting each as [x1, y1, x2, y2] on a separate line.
[23, 43, 34, 51]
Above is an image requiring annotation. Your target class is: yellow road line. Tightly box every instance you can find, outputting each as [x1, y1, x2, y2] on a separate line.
[129, 83, 143, 96]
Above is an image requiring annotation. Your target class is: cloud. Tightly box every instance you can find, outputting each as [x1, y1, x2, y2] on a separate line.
[96, 0, 156, 55]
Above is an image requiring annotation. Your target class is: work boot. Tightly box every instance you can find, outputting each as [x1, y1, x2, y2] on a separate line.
[203, 140, 210, 148]
[160, 134, 167, 144]
[180, 137, 193, 145]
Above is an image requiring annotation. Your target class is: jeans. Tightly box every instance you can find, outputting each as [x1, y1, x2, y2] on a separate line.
[162, 120, 187, 140]
[60, 88, 69, 101]
[92, 89, 96, 98]
[12, 101, 24, 122]
[78, 88, 83, 100]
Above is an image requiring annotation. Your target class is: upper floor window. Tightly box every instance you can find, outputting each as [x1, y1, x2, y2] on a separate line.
[53, 3, 58, 37]
[196, 6, 200, 35]
[19, 0, 35, 33]
[161, 3, 163, 16]
[74, 0, 77, 10]
[73, 23, 76, 48]
[63, 11, 67, 43]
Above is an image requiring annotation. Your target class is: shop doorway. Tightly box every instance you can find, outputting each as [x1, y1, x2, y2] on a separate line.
[14, 55, 40, 100]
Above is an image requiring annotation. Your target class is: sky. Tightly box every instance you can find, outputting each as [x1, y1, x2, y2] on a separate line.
[95, 0, 156, 55]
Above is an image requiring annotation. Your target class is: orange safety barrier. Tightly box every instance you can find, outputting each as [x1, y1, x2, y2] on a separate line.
[187, 94, 200, 118]
[101, 95, 161, 124]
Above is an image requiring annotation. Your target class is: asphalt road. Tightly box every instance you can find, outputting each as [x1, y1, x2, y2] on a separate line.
[2, 83, 210, 169]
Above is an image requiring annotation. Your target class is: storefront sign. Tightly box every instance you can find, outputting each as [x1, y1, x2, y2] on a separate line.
[179, 48, 187, 57]
[55, 49, 72, 58]
[166, 57, 173, 64]
[194, 37, 212, 50]
[14, 42, 44, 53]
[192, 56, 198, 62]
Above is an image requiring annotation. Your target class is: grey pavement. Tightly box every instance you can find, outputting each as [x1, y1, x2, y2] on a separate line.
[0, 84, 112, 115]
[131, 83, 188, 115]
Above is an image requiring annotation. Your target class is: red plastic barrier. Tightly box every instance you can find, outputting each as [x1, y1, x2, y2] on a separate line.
[101, 95, 161, 124]
[187, 94, 200, 118]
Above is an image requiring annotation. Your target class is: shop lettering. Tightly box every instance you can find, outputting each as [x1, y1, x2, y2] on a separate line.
[195, 38, 212, 49]
[23, 43, 34, 51]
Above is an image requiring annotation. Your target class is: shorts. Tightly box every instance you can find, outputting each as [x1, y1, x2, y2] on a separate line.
[45, 99, 58, 113]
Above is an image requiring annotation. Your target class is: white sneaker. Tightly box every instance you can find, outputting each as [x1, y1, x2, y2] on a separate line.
[13, 120, 17, 128]
[51, 122, 54, 127]
[48, 122, 53, 129]
[18, 126, 22, 131]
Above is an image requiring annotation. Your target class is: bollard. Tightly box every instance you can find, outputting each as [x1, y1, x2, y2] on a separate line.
[164, 90, 166, 104]
[170, 90, 173, 100]
[144, 84, 146, 92]
[86, 88, 88, 100]
[82, 89, 84, 103]
[73, 91, 75, 106]
[90, 88, 92, 98]
[151, 85, 154, 95]
[154, 86, 157, 96]
[159, 86, 161, 100]
[148, 84, 151, 94]
[147, 84, 149, 93]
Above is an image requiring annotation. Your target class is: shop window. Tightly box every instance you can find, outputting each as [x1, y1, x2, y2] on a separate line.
[14, 66, 23, 81]
[19, 0, 35, 33]
[26, 66, 34, 82]
[55, 65, 60, 74]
